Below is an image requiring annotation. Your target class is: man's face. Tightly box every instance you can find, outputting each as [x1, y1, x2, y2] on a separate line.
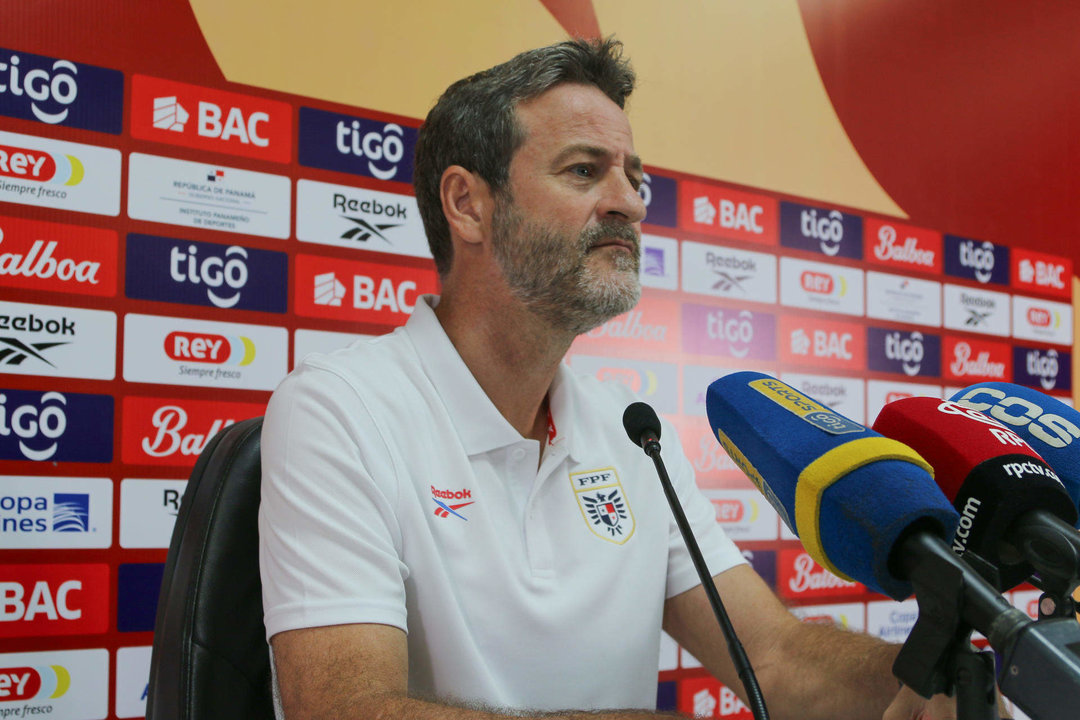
[492, 83, 647, 336]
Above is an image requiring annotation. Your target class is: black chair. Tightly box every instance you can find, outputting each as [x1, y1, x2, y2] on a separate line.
[147, 417, 275, 720]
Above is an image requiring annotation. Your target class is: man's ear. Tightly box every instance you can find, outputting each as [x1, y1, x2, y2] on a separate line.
[440, 165, 493, 246]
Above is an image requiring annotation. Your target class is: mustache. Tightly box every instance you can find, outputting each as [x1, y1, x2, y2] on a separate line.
[580, 221, 640, 252]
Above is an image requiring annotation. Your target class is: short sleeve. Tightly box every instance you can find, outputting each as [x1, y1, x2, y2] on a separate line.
[259, 363, 410, 640]
[661, 418, 747, 598]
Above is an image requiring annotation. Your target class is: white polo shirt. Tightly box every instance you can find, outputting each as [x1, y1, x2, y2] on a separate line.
[259, 296, 745, 711]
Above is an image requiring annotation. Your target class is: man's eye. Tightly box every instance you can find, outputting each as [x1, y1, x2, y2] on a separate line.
[570, 164, 594, 178]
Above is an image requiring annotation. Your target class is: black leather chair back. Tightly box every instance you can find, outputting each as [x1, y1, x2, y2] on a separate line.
[147, 417, 274, 720]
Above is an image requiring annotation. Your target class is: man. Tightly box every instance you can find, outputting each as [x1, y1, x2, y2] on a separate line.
[260, 38, 954, 719]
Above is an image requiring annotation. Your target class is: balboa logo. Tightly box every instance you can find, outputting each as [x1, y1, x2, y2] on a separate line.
[945, 339, 1010, 382]
[0, 664, 70, 701]
[125, 234, 287, 313]
[0, 389, 112, 463]
[1014, 347, 1071, 392]
[0, 48, 123, 133]
[945, 236, 1008, 285]
[866, 219, 941, 272]
[299, 106, 418, 183]
[779, 551, 862, 599]
[122, 397, 264, 466]
[580, 297, 678, 348]
[164, 332, 255, 365]
[637, 171, 677, 228]
[682, 305, 776, 360]
[131, 76, 291, 163]
[868, 328, 941, 378]
[0, 217, 116, 296]
[780, 201, 862, 259]
[678, 180, 777, 244]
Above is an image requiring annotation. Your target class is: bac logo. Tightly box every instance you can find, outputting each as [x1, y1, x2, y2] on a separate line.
[678, 180, 778, 244]
[944, 235, 1009, 286]
[779, 316, 865, 370]
[125, 234, 287, 313]
[779, 201, 863, 259]
[943, 337, 1011, 383]
[122, 396, 265, 467]
[1012, 248, 1072, 299]
[638, 170, 677, 228]
[0, 215, 117, 297]
[0, 563, 109, 638]
[865, 218, 942, 273]
[0, 389, 113, 463]
[131, 75, 291, 163]
[1013, 347, 1071, 392]
[299, 106, 417, 183]
[295, 254, 439, 326]
[0, 47, 123, 133]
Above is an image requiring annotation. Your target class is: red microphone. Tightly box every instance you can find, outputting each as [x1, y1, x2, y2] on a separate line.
[872, 396, 1078, 591]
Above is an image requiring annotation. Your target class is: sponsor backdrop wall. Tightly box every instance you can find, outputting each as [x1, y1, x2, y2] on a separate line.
[1, 3, 1077, 719]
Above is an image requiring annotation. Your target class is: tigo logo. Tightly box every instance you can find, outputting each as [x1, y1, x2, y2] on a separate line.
[1014, 347, 1071, 392]
[945, 236, 1008, 285]
[299, 106, 418, 183]
[132, 76, 292, 163]
[0, 47, 123, 133]
[868, 328, 941, 378]
[151, 95, 188, 131]
[780, 201, 862, 259]
[0, 216, 117, 297]
[126, 234, 287, 313]
[682, 305, 776, 361]
[0, 389, 113, 463]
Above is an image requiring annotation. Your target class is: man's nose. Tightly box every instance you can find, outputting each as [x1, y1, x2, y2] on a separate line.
[599, 172, 648, 224]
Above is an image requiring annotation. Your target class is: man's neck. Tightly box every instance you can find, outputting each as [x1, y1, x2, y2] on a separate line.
[434, 291, 573, 445]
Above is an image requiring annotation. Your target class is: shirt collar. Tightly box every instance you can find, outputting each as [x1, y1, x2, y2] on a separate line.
[405, 295, 536, 456]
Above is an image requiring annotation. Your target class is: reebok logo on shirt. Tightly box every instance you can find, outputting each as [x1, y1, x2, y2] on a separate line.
[431, 485, 474, 520]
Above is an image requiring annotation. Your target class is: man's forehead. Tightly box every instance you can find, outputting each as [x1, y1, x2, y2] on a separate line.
[514, 84, 638, 158]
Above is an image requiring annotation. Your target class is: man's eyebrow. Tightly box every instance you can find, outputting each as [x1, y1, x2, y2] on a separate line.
[552, 144, 644, 174]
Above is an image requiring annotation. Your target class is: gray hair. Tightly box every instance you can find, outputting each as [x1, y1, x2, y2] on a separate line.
[413, 37, 636, 275]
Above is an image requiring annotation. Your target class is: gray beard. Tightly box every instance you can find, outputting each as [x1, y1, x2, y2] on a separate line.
[491, 199, 642, 336]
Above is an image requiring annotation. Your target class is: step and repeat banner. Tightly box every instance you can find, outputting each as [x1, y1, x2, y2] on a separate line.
[1, 3, 1076, 719]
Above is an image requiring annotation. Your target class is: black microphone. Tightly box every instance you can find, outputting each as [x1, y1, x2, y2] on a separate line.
[622, 401, 769, 720]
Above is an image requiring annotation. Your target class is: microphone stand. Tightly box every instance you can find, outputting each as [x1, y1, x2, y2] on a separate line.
[641, 436, 770, 720]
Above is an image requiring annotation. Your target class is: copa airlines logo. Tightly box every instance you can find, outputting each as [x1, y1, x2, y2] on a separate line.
[868, 328, 941, 378]
[1012, 248, 1071, 299]
[131, 75, 292, 163]
[636, 170, 677, 228]
[681, 305, 776, 360]
[0, 216, 117, 297]
[944, 337, 1011, 382]
[945, 235, 1009, 285]
[295, 254, 440, 326]
[125, 234, 287, 313]
[299, 106, 418, 182]
[0, 47, 123, 133]
[0, 477, 111, 550]
[1013, 347, 1071, 392]
[121, 396, 265, 466]
[678, 180, 778, 244]
[780, 201, 862, 259]
[0, 389, 113, 463]
[866, 218, 942, 272]
[779, 316, 864, 370]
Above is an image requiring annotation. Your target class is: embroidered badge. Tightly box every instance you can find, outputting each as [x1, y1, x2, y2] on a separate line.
[570, 467, 635, 544]
[431, 485, 474, 520]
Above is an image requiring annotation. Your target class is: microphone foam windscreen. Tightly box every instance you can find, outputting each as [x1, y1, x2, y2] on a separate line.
[951, 383, 1080, 517]
[706, 371, 958, 600]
